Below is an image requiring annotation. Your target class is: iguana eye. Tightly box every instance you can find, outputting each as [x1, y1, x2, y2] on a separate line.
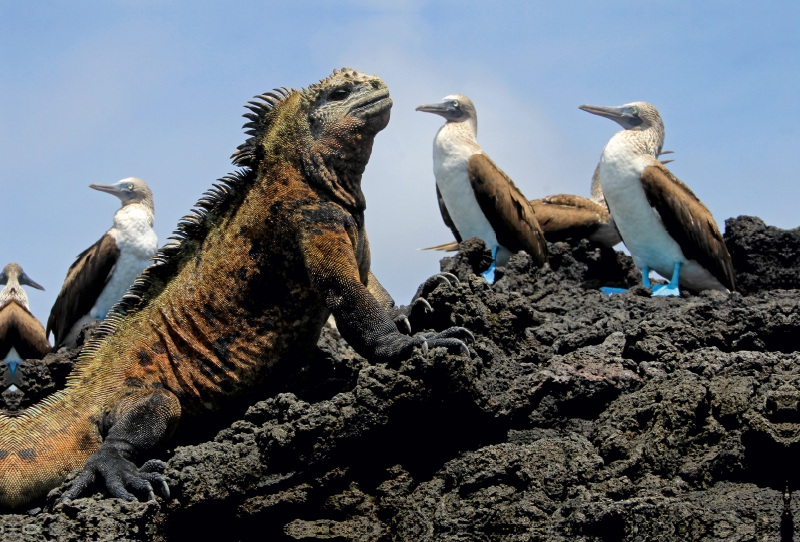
[329, 88, 350, 101]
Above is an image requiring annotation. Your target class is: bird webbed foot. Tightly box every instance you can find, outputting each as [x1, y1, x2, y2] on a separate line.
[651, 283, 681, 297]
[650, 262, 682, 297]
[600, 287, 629, 296]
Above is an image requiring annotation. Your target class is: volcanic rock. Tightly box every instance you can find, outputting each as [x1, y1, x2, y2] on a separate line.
[3, 216, 800, 542]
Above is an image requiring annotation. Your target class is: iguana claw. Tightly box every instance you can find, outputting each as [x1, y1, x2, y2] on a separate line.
[419, 327, 472, 357]
[434, 272, 459, 287]
[412, 297, 432, 313]
[391, 272, 461, 334]
[396, 314, 412, 333]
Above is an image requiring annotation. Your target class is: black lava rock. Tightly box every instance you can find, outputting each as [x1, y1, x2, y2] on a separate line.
[5, 217, 800, 542]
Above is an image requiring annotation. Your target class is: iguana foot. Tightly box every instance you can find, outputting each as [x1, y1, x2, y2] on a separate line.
[372, 326, 473, 361]
[419, 327, 475, 357]
[391, 273, 460, 333]
[62, 447, 170, 503]
[410, 272, 459, 305]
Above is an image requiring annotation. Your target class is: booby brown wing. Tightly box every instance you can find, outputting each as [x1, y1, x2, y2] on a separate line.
[0, 301, 50, 359]
[467, 153, 547, 265]
[46, 233, 120, 347]
[639, 163, 736, 291]
[436, 184, 462, 244]
[532, 194, 612, 243]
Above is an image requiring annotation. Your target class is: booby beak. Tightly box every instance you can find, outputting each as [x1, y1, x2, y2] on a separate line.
[416, 100, 461, 120]
[89, 183, 125, 196]
[19, 273, 45, 291]
[579, 104, 643, 129]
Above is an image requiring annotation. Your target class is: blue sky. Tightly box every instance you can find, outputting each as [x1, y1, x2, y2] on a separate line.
[1, 1, 798, 326]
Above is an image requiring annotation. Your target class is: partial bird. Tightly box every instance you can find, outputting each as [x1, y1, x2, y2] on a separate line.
[0, 263, 49, 387]
[416, 94, 547, 282]
[580, 101, 735, 296]
[47, 178, 157, 348]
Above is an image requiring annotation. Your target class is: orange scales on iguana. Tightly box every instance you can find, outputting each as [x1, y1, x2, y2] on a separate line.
[0, 68, 472, 509]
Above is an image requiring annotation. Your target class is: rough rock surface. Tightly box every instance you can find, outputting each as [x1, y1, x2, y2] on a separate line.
[3, 216, 800, 542]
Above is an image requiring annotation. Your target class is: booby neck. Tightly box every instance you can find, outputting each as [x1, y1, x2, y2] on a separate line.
[603, 117, 664, 161]
[111, 203, 154, 230]
[434, 118, 480, 157]
[108, 201, 156, 251]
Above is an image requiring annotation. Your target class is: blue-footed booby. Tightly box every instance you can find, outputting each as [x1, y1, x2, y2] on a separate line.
[416, 94, 547, 282]
[580, 102, 735, 296]
[0, 263, 49, 387]
[47, 178, 157, 348]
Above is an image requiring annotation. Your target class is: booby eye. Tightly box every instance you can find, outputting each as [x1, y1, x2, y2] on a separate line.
[631, 106, 639, 115]
[127, 183, 134, 190]
[329, 88, 350, 101]
[452, 100, 460, 108]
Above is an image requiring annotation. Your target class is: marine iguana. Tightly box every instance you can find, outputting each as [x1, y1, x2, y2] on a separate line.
[0, 68, 472, 509]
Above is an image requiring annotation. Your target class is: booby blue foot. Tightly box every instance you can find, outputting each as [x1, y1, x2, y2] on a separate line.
[651, 262, 682, 297]
[482, 246, 499, 284]
[7, 361, 18, 378]
[482, 262, 496, 283]
[600, 287, 628, 295]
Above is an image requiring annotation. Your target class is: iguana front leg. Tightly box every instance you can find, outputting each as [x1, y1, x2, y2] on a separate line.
[62, 388, 180, 502]
[303, 228, 471, 361]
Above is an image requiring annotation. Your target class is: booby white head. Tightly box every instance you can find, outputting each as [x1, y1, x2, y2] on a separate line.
[47, 177, 158, 348]
[416, 94, 478, 136]
[89, 177, 155, 216]
[580, 102, 735, 296]
[0, 263, 50, 383]
[416, 95, 547, 282]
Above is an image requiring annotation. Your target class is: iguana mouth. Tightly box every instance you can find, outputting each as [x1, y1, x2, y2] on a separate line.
[350, 89, 392, 118]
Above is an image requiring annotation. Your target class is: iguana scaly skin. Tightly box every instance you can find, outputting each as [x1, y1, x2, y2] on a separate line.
[0, 68, 471, 509]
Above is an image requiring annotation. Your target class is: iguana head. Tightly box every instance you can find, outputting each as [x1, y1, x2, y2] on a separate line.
[232, 68, 392, 211]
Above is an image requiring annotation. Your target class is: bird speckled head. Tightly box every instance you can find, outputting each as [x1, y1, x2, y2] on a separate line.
[88, 178, 154, 212]
[579, 102, 663, 132]
[416, 94, 477, 124]
[580, 101, 665, 156]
